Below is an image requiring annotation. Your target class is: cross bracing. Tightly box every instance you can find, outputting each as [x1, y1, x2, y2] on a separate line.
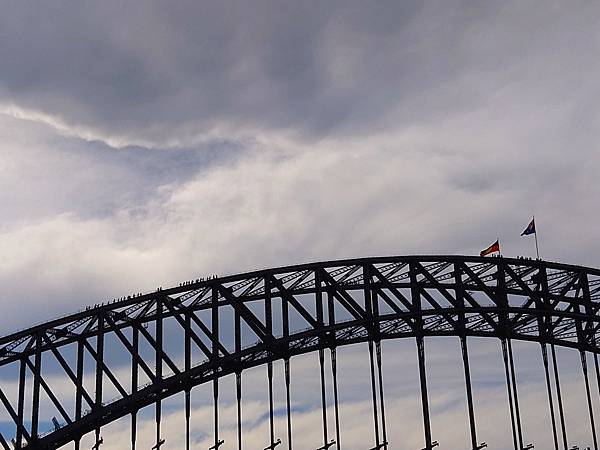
[1, 255, 600, 449]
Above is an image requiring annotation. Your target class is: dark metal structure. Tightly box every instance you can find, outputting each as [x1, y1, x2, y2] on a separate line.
[2, 255, 600, 449]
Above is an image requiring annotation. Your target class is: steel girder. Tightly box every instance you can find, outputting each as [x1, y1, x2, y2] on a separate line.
[1, 255, 600, 449]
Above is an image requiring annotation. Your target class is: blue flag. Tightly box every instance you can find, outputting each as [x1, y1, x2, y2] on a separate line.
[521, 218, 536, 236]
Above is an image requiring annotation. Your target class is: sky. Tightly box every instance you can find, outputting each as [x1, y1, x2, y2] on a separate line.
[1, 1, 600, 449]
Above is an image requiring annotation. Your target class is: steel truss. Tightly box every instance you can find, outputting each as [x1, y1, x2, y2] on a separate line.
[2, 255, 600, 449]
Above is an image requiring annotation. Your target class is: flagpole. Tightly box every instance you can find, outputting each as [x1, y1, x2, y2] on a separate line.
[533, 215, 540, 260]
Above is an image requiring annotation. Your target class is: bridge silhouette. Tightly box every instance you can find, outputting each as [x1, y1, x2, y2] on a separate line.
[1, 255, 600, 450]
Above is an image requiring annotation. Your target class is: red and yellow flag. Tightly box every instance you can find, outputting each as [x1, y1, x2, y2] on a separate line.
[480, 240, 500, 257]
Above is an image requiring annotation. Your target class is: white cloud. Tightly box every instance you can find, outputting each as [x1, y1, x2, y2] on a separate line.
[1, 114, 599, 330]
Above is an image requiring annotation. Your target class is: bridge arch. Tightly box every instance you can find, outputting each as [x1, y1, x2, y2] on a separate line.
[1, 255, 600, 449]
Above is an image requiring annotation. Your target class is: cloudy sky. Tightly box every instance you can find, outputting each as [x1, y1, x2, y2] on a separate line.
[1, 1, 600, 449]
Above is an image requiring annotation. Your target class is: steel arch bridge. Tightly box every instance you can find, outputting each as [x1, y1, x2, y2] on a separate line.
[2, 255, 600, 450]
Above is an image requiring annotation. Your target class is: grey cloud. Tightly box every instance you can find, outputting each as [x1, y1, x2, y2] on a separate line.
[1, 1, 599, 147]
[1, 129, 599, 331]
[0, 114, 245, 224]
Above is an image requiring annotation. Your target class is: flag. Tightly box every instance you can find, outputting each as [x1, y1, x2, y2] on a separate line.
[480, 239, 500, 257]
[521, 218, 536, 236]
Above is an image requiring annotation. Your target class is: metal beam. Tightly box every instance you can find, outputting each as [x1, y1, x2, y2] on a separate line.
[131, 325, 138, 450]
[331, 348, 341, 450]
[31, 332, 42, 439]
[16, 357, 26, 447]
[267, 362, 275, 448]
[94, 315, 104, 447]
[319, 349, 330, 448]
[375, 341, 388, 449]
[461, 336, 478, 450]
[218, 285, 274, 344]
[285, 358, 292, 450]
[185, 309, 191, 450]
[507, 338, 524, 449]
[212, 287, 221, 450]
[23, 357, 72, 425]
[581, 351, 598, 450]
[0, 385, 30, 442]
[551, 343, 568, 450]
[104, 314, 156, 382]
[368, 340, 380, 448]
[155, 297, 163, 450]
[416, 336, 432, 449]
[42, 334, 94, 409]
[236, 372, 242, 450]
[501, 338, 518, 450]
[82, 338, 127, 398]
[0, 432, 10, 450]
[541, 343, 559, 450]
[270, 274, 319, 329]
